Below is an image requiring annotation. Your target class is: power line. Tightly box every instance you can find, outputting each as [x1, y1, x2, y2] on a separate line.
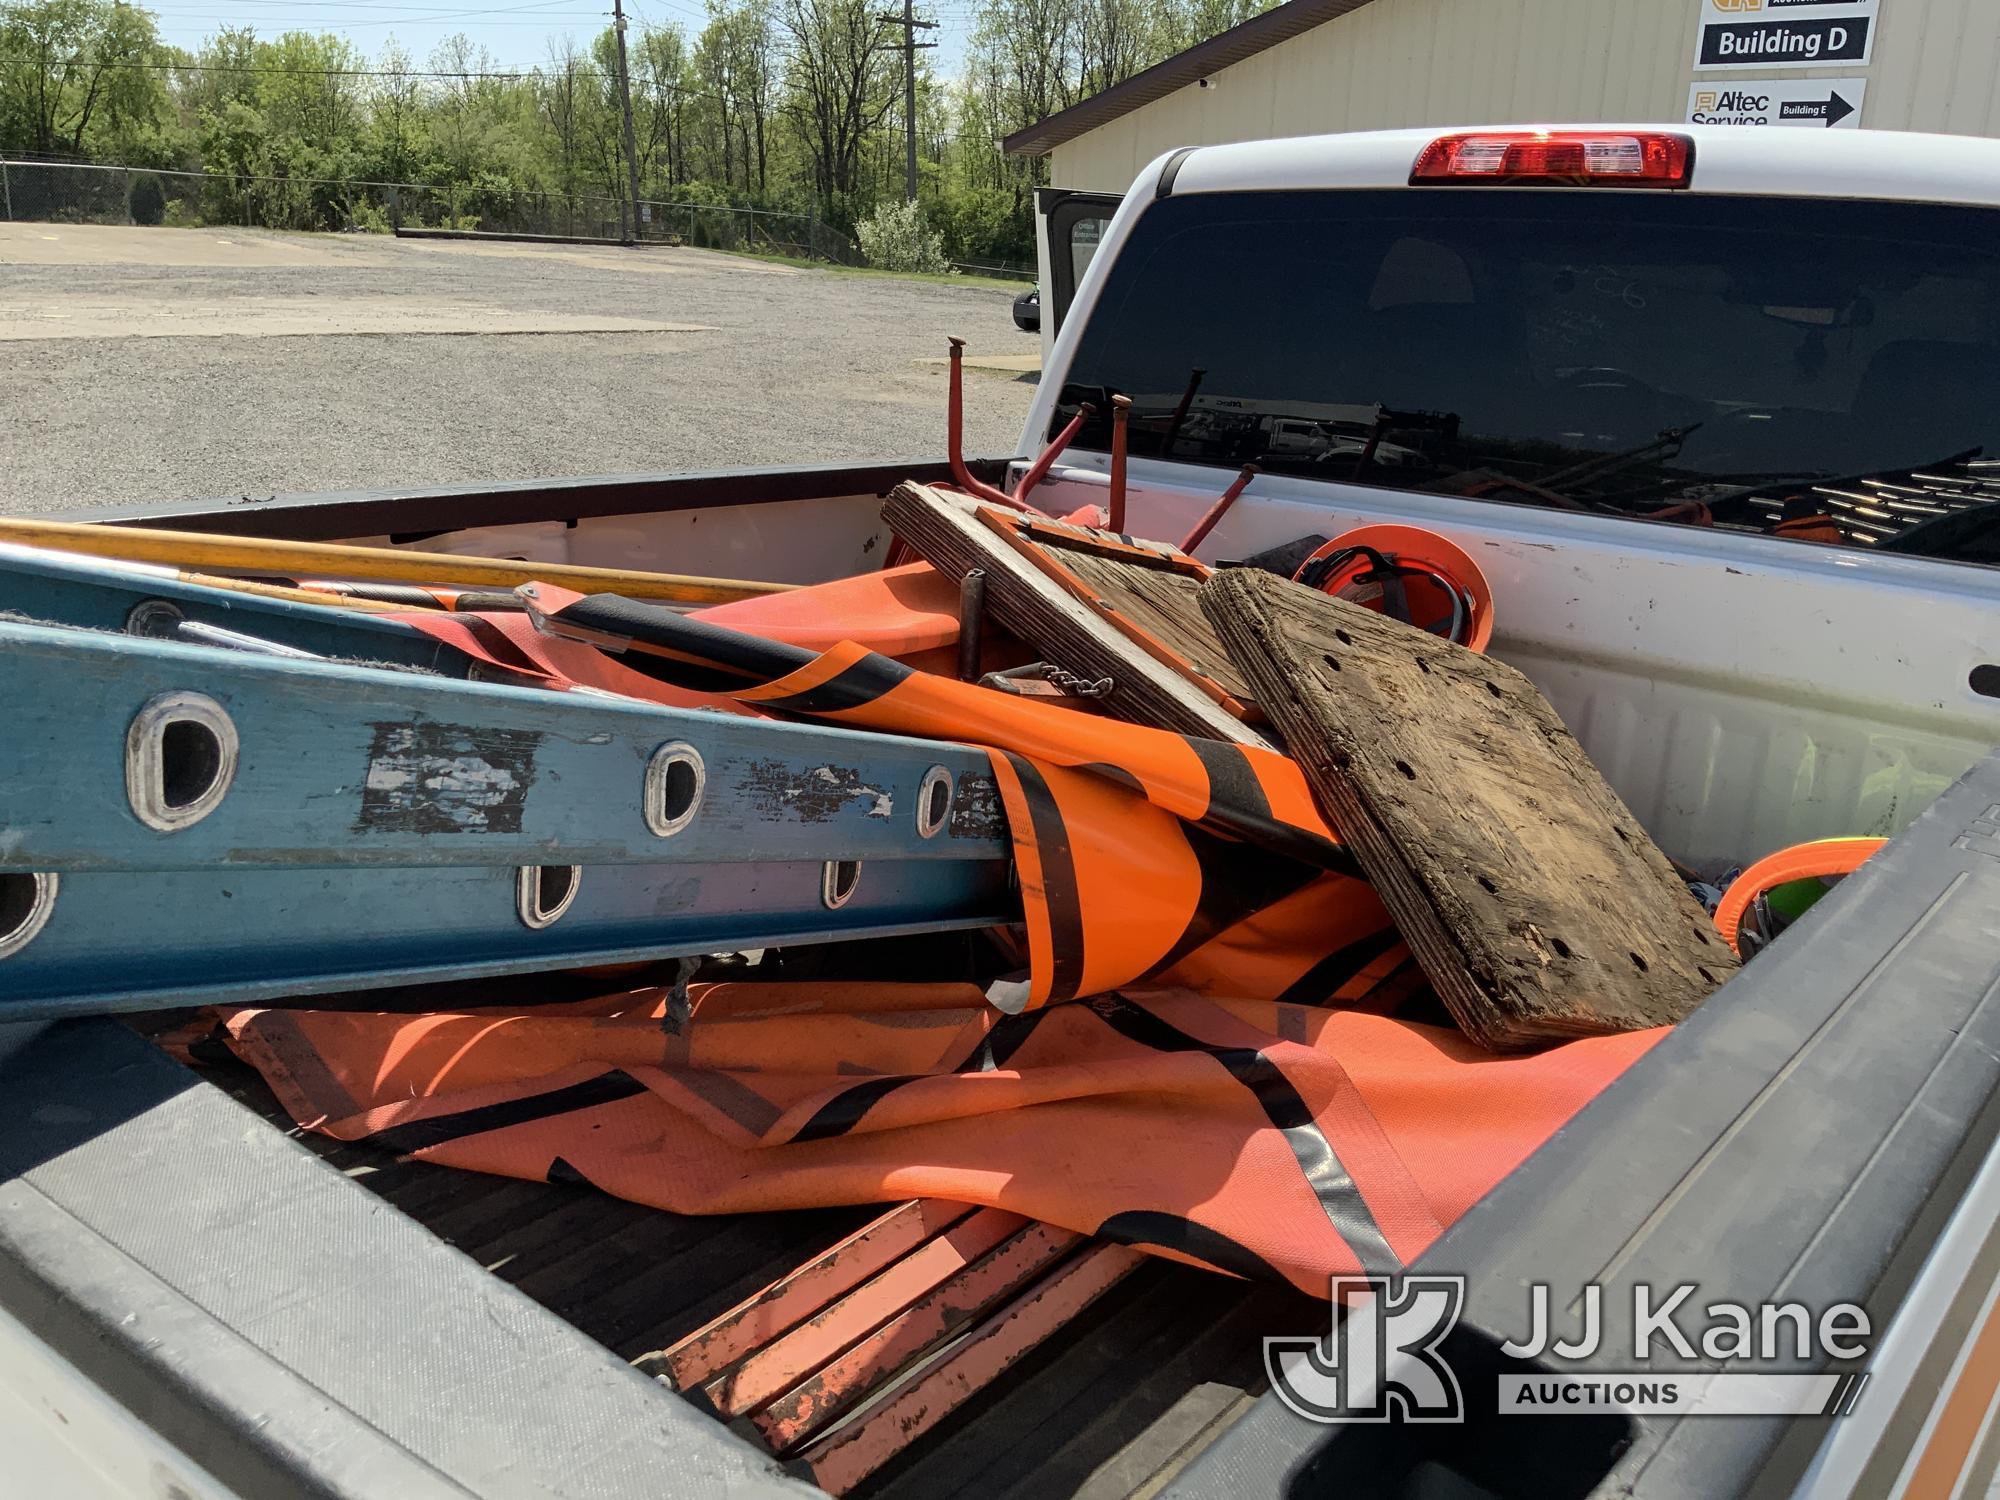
[0, 55, 782, 112]
[0, 38, 999, 120]
[608, 0, 642, 238]
[622, 0, 711, 21]
[149, 17, 610, 27]
[139, 0, 610, 23]
[0, 52, 612, 81]
[874, 0, 935, 201]
[142, 0, 591, 10]
[144, 0, 593, 12]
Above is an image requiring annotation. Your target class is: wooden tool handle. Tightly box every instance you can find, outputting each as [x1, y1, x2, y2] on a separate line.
[0, 516, 794, 606]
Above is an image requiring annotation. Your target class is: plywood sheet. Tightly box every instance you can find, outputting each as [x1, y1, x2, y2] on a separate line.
[1202, 567, 1733, 1049]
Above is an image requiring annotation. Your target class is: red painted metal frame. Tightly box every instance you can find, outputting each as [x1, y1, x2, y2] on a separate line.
[655, 1198, 974, 1388]
[707, 1207, 1028, 1416]
[947, 340, 1022, 510]
[752, 1220, 1082, 1449]
[1106, 394, 1132, 535]
[1011, 403, 1095, 509]
[799, 1243, 1146, 1494]
[1178, 464, 1260, 556]
[653, 1198, 1147, 1494]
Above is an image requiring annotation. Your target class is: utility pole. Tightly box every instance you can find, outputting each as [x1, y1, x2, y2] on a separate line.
[876, 0, 936, 202]
[611, 0, 644, 243]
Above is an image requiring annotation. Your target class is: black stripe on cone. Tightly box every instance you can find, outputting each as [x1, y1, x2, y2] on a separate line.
[1005, 753, 1087, 1005]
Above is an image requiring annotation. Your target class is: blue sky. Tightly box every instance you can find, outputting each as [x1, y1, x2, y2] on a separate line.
[141, 0, 978, 78]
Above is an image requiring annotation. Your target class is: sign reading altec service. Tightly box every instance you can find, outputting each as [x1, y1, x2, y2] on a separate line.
[1687, 78, 1866, 127]
[1694, 0, 1878, 70]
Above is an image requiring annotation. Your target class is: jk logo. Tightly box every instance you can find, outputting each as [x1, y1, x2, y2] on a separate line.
[1265, 1275, 1466, 1423]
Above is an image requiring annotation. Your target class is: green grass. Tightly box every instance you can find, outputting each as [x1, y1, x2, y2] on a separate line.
[712, 247, 1030, 292]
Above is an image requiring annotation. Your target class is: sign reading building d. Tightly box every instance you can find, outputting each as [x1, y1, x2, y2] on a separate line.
[1687, 78, 1866, 127]
[1693, 0, 1878, 71]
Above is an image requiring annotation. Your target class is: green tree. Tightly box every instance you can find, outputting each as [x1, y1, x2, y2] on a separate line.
[628, 22, 690, 190]
[534, 36, 593, 201]
[779, 0, 895, 211]
[0, 0, 170, 157]
[367, 39, 427, 184]
[0, 0, 1267, 257]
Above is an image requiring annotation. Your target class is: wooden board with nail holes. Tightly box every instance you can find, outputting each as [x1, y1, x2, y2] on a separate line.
[883, 481, 1272, 746]
[1044, 547, 1258, 707]
[1200, 568, 1733, 1050]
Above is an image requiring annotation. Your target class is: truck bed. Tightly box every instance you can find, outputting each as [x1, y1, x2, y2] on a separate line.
[89, 1018, 1312, 1499]
[33, 450, 2000, 1495]
[0, 740, 1989, 1499]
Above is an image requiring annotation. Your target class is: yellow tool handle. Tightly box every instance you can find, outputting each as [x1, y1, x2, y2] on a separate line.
[0, 516, 795, 606]
[176, 571, 411, 613]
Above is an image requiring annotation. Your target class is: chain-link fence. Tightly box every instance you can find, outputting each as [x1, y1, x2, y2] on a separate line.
[946, 257, 1036, 282]
[0, 159, 863, 263]
[391, 180, 863, 262]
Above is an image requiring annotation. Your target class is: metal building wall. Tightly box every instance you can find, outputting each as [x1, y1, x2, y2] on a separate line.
[1049, 0, 2000, 191]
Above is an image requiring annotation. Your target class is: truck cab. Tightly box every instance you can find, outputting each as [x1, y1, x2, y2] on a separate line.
[1025, 126, 2000, 871]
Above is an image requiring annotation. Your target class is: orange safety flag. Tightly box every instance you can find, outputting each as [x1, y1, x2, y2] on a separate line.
[394, 563, 983, 708]
[219, 980, 1665, 1294]
[729, 639, 1395, 1009]
[411, 575, 1404, 1011]
[1774, 495, 1845, 545]
[698, 562, 964, 657]
[407, 607, 755, 711]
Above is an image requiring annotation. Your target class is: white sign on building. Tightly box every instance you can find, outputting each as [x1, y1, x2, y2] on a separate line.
[1693, 0, 1879, 71]
[1686, 77, 1867, 127]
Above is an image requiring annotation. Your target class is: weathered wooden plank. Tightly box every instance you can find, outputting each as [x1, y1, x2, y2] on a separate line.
[1051, 548, 1257, 706]
[1200, 569, 1733, 1050]
[882, 482, 1271, 746]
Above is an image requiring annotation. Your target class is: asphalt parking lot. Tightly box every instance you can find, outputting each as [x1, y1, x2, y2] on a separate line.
[0, 224, 1039, 515]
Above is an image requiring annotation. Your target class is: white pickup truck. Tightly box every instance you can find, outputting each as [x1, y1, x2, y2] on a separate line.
[6, 125, 1999, 1500]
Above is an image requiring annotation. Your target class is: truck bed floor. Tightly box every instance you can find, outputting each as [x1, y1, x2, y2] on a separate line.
[180, 1038, 1310, 1499]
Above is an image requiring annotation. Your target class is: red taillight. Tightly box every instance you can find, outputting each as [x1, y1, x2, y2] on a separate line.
[1410, 131, 1694, 188]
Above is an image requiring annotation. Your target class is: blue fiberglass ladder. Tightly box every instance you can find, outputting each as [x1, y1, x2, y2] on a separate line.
[0, 609, 1015, 1016]
[0, 541, 525, 681]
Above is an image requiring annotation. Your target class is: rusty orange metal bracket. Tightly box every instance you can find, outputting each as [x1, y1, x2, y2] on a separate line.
[706, 1207, 1029, 1417]
[656, 1198, 976, 1389]
[651, 1198, 1146, 1494]
[751, 1219, 1081, 1450]
[798, 1243, 1145, 1493]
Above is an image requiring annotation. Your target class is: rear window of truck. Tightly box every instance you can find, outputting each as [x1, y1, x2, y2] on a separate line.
[1054, 189, 2000, 563]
